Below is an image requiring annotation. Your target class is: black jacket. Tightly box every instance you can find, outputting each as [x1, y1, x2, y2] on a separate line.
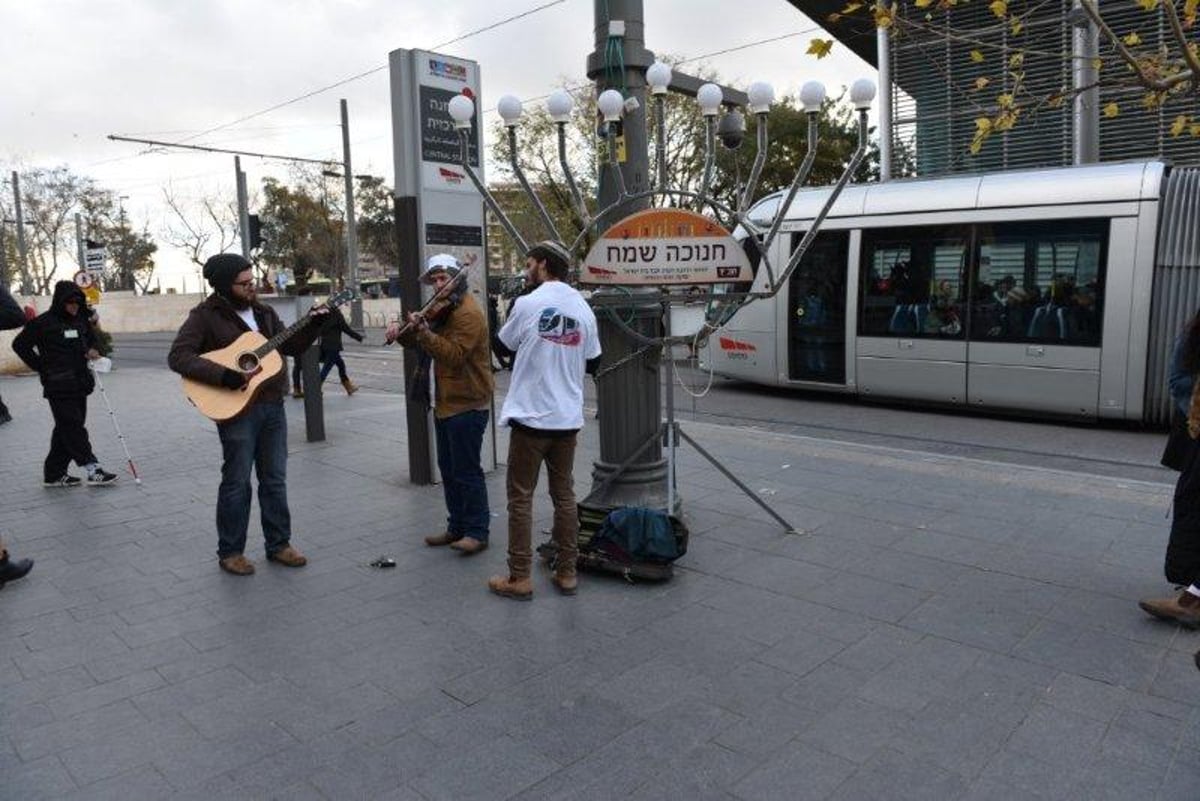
[12, 281, 97, 399]
[0, 286, 25, 331]
[318, 306, 363, 354]
[168, 294, 320, 404]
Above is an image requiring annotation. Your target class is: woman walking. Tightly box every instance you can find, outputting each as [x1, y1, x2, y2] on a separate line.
[318, 304, 364, 394]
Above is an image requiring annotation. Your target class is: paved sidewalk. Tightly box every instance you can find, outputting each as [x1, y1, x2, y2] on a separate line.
[0, 365, 1197, 801]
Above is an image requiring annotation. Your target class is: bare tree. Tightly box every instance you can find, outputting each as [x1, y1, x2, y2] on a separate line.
[160, 183, 240, 267]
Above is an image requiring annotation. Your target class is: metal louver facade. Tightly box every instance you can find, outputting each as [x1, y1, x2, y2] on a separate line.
[1145, 167, 1200, 425]
[887, 0, 1200, 178]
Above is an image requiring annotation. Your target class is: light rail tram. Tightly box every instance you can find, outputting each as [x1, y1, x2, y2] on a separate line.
[700, 159, 1200, 425]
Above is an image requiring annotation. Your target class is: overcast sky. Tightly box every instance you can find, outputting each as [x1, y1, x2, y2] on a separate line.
[1, 0, 872, 291]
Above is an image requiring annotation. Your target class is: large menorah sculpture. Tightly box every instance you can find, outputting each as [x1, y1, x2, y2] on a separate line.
[446, 63, 877, 536]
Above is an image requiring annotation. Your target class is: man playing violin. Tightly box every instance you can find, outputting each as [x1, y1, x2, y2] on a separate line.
[387, 254, 494, 555]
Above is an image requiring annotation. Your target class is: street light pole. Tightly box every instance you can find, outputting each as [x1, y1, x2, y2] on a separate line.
[340, 99, 362, 327]
[235, 156, 251, 260]
[580, 0, 672, 517]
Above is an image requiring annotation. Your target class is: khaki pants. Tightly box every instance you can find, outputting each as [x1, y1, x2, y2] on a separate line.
[506, 427, 578, 580]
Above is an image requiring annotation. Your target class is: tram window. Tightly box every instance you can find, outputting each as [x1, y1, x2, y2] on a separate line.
[971, 219, 1107, 346]
[860, 227, 968, 339]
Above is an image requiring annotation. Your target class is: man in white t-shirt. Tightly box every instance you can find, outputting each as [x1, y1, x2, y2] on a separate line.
[488, 241, 601, 601]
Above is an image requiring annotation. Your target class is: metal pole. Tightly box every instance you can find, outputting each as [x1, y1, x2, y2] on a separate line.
[1071, 0, 1100, 164]
[0, 221, 8, 290]
[580, 0, 669, 516]
[877, 25, 893, 181]
[12, 171, 30, 295]
[341, 99, 363, 328]
[75, 213, 85, 271]
[235, 156, 250, 259]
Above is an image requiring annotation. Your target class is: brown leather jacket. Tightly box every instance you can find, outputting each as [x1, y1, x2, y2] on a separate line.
[414, 293, 494, 419]
[168, 294, 320, 404]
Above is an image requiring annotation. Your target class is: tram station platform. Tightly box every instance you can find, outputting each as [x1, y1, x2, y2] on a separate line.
[0, 364, 1197, 800]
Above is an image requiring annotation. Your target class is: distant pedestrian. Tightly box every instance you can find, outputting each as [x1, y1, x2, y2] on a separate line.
[488, 241, 601, 600]
[0, 284, 24, 425]
[1140, 309, 1200, 627]
[386, 254, 494, 555]
[318, 304, 364, 395]
[12, 281, 118, 487]
[167, 253, 327, 576]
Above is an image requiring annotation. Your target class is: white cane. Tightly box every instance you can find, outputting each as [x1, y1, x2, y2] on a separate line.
[89, 358, 142, 485]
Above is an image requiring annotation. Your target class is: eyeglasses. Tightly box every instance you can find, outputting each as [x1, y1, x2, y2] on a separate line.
[232, 279, 255, 288]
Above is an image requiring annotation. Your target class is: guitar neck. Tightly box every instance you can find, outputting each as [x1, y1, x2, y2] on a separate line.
[250, 291, 355, 359]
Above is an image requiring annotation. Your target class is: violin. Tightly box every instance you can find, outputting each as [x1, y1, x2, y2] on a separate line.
[384, 260, 473, 346]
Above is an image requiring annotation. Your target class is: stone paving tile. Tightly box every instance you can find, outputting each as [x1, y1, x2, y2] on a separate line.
[0, 366, 1192, 800]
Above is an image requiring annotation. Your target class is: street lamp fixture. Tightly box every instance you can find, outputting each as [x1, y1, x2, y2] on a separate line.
[497, 95, 524, 126]
[747, 81, 775, 115]
[546, 89, 574, 123]
[447, 94, 475, 129]
[850, 78, 878, 110]
[596, 89, 624, 123]
[799, 80, 827, 112]
[696, 83, 723, 117]
[646, 61, 672, 96]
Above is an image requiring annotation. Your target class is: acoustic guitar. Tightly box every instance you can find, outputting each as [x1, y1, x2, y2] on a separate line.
[182, 289, 358, 422]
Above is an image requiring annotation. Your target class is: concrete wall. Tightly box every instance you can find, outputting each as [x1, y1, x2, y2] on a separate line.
[0, 292, 406, 375]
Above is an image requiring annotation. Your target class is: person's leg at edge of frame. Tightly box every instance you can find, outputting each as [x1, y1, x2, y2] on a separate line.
[337, 354, 357, 394]
[258, 402, 305, 568]
[448, 409, 490, 554]
[489, 427, 540, 600]
[546, 433, 579, 595]
[0, 536, 33, 588]
[215, 410, 259, 575]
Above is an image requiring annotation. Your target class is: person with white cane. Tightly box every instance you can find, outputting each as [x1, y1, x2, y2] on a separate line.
[12, 281, 118, 487]
[89, 358, 141, 485]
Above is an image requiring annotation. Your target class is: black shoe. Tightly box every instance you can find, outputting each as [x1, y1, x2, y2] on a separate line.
[44, 474, 83, 488]
[0, 408, 11, 425]
[0, 556, 33, 588]
[87, 468, 119, 486]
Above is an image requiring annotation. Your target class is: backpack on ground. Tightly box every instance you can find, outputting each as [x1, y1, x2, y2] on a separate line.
[539, 506, 688, 583]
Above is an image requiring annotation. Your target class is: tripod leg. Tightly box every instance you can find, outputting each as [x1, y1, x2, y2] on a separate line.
[676, 428, 799, 534]
[583, 427, 662, 506]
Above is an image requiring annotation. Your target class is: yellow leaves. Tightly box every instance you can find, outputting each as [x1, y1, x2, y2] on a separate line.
[1171, 115, 1190, 137]
[1092, 57, 1104, 70]
[1103, 102, 1120, 118]
[1009, 52, 1025, 69]
[1122, 32, 1142, 46]
[914, 0, 934, 7]
[973, 77, 991, 91]
[841, 1, 864, 12]
[970, 50, 985, 63]
[873, 2, 898, 28]
[1184, 0, 1197, 25]
[996, 93, 1016, 109]
[989, 0, 1007, 17]
[1136, 0, 1158, 11]
[826, 2, 862, 22]
[807, 38, 834, 59]
[970, 117, 992, 154]
[1010, 16, 1023, 34]
[1047, 92, 1066, 108]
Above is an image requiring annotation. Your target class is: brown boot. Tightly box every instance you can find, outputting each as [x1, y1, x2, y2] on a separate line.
[1138, 590, 1200, 628]
[424, 531, 458, 547]
[449, 537, 488, 555]
[488, 575, 533, 601]
[219, 554, 255, 576]
[267, 545, 308, 568]
[551, 571, 578, 596]
[341, 378, 358, 396]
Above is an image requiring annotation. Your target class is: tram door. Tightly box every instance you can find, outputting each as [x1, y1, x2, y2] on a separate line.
[787, 231, 849, 383]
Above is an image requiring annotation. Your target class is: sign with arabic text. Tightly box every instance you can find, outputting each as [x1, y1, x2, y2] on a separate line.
[581, 208, 753, 286]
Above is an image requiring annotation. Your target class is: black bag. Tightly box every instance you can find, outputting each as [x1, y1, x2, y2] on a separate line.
[538, 506, 689, 583]
[1162, 411, 1192, 472]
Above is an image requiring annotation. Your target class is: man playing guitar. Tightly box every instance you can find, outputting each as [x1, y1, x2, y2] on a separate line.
[168, 253, 327, 576]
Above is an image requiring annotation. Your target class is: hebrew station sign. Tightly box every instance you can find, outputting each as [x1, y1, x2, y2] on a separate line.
[581, 208, 754, 286]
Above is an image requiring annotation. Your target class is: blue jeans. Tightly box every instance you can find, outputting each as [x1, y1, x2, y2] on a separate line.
[319, 352, 348, 383]
[434, 409, 490, 541]
[216, 401, 291, 558]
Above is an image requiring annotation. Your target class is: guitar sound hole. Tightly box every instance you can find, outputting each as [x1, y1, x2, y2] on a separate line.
[237, 352, 260, 372]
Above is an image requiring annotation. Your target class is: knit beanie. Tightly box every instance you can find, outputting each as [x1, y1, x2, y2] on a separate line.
[203, 253, 252, 295]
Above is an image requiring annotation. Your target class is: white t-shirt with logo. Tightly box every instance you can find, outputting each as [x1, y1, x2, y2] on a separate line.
[498, 281, 600, 430]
